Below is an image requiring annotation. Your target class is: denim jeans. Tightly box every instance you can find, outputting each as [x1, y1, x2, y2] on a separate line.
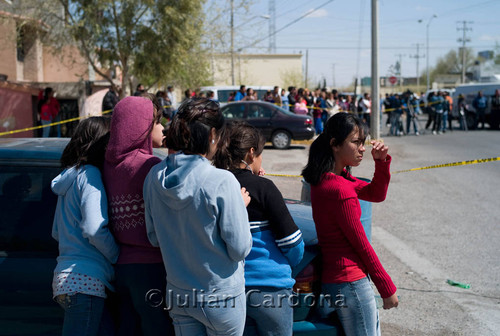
[41, 119, 51, 137]
[320, 277, 380, 336]
[243, 287, 293, 336]
[114, 263, 174, 336]
[390, 111, 402, 135]
[406, 113, 419, 134]
[441, 111, 448, 132]
[56, 293, 105, 336]
[169, 293, 246, 336]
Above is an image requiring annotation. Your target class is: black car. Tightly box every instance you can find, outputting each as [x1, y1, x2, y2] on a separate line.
[0, 138, 343, 335]
[220, 101, 315, 149]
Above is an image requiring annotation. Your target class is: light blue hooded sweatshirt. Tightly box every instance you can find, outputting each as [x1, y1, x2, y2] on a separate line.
[143, 153, 252, 302]
[51, 165, 119, 290]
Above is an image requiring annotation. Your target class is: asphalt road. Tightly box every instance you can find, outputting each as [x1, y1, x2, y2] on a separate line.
[263, 127, 500, 336]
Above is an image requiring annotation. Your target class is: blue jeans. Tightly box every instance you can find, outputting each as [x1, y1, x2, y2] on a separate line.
[390, 111, 402, 135]
[314, 117, 323, 134]
[169, 293, 246, 336]
[320, 277, 380, 336]
[56, 293, 105, 336]
[243, 287, 293, 336]
[441, 111, 448, 132]
[114, 263, 174, 336]
[41, 119, 51, 137]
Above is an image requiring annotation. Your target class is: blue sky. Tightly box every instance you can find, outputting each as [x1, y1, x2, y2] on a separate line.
[220, 0, 500, 87]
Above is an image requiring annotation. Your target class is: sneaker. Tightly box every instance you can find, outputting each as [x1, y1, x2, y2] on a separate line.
[432, 130, 437, 135]
[438, 131, 442, 135]
[415, 132, 420, 136]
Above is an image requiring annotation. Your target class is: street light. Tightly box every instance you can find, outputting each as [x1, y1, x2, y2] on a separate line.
[420, 14, 437, 93]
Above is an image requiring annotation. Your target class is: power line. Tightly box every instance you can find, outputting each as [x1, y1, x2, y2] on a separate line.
[237, 0, 335, 51]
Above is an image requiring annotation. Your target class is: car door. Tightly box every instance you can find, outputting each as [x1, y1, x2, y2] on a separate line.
[246, 103, 276, 140]
[0, 163, 64, 335]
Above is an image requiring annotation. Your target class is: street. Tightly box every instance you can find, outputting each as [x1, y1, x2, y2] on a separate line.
[263, 128, 500, 335]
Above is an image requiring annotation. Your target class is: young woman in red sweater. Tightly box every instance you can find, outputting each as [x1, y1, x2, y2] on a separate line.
[302, 113, 398, 336]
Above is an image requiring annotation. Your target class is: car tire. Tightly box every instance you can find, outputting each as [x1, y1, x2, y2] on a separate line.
[271, 130, 291, 149]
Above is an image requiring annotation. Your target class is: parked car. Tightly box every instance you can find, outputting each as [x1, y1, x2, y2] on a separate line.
[220, 101, 315, 149]
[451, 83, 500, 130]
[0, 138, 343, 335]
[198, 85, 274, 103]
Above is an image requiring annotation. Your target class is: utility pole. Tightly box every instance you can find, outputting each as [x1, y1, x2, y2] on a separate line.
[457, 20, 473, 83]
[230, 0, 235, 85]
[410, 43, 424, 90]
[268, 0, 276, 53]
[395, 53, 405, 91]
[371, 0, 380, 140]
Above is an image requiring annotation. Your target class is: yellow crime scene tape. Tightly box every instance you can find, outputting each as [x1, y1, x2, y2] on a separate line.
[0, 109, 113, 137]
[266, 157, 500, 178]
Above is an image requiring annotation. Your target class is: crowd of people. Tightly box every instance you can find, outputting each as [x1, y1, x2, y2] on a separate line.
[51, 94, 398, 336]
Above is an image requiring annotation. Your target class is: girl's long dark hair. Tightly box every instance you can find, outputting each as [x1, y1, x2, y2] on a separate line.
[60, 116, 111, 170]
[213, 121, 265, 170]
[301, 113, 366, 186]
[165, 97, 224, 155]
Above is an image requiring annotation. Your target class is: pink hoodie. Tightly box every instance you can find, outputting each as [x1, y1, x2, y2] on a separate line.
[103, 96, 162, 264]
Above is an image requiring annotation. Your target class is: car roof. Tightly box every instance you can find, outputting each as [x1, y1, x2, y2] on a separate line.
[0, 138, 169, 162]
[0, 138, 69, 161]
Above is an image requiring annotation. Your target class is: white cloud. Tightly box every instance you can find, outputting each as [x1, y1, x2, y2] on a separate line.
[305, 8, 328, 18]
[479, 35, 500, 41]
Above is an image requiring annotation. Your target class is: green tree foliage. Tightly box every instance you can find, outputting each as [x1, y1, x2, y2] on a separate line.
[57, 0, 209, 93]
[422, 48, 476, 84]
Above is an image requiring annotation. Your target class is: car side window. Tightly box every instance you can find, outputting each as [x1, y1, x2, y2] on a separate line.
[0, 166, 61, 256]
[247, 105, 273, 119]
[221, 104, 246, 119]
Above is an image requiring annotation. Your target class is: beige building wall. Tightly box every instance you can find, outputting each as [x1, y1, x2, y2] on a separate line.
[43, 45, 90, 82]
[0, 18, 17, 81]
[211, 54, 303, 87]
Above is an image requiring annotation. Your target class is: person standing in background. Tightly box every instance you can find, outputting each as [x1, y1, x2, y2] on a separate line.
[472, 91, 488, 129]
[133, 84, 145, 96]
[235, 85, 247, 101]
[288, 86, 297, 113]
[167, 86, 177, 110]
[281, 88, 289, 109]
[38, 87, 60, 138]
[102, 86, 121, 114]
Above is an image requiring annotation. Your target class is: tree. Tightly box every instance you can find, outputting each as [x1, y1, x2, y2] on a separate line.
[3, 0, 210, 94]
[424, 48, 476, 84]
[57, 0, 209, 94]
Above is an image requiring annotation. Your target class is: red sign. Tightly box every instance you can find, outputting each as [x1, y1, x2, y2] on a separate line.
[389, 76, 398, 85]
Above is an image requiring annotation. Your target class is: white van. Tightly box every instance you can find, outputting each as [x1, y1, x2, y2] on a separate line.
[452, 83, 500, 129]
[198, 85, 275, 103]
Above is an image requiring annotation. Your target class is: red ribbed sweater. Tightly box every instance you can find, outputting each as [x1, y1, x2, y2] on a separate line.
[310, 156, 396, 298]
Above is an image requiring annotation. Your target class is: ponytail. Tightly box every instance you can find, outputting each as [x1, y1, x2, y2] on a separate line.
[213, 121, 265, 170]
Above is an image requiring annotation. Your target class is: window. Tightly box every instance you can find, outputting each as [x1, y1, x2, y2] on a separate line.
[0, 166, 61, 255]
[221, 104, 246, 119]
[247, 105, 273, 119]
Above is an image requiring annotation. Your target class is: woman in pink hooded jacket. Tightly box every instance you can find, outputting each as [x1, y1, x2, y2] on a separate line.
[103, 95, 173, 336]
